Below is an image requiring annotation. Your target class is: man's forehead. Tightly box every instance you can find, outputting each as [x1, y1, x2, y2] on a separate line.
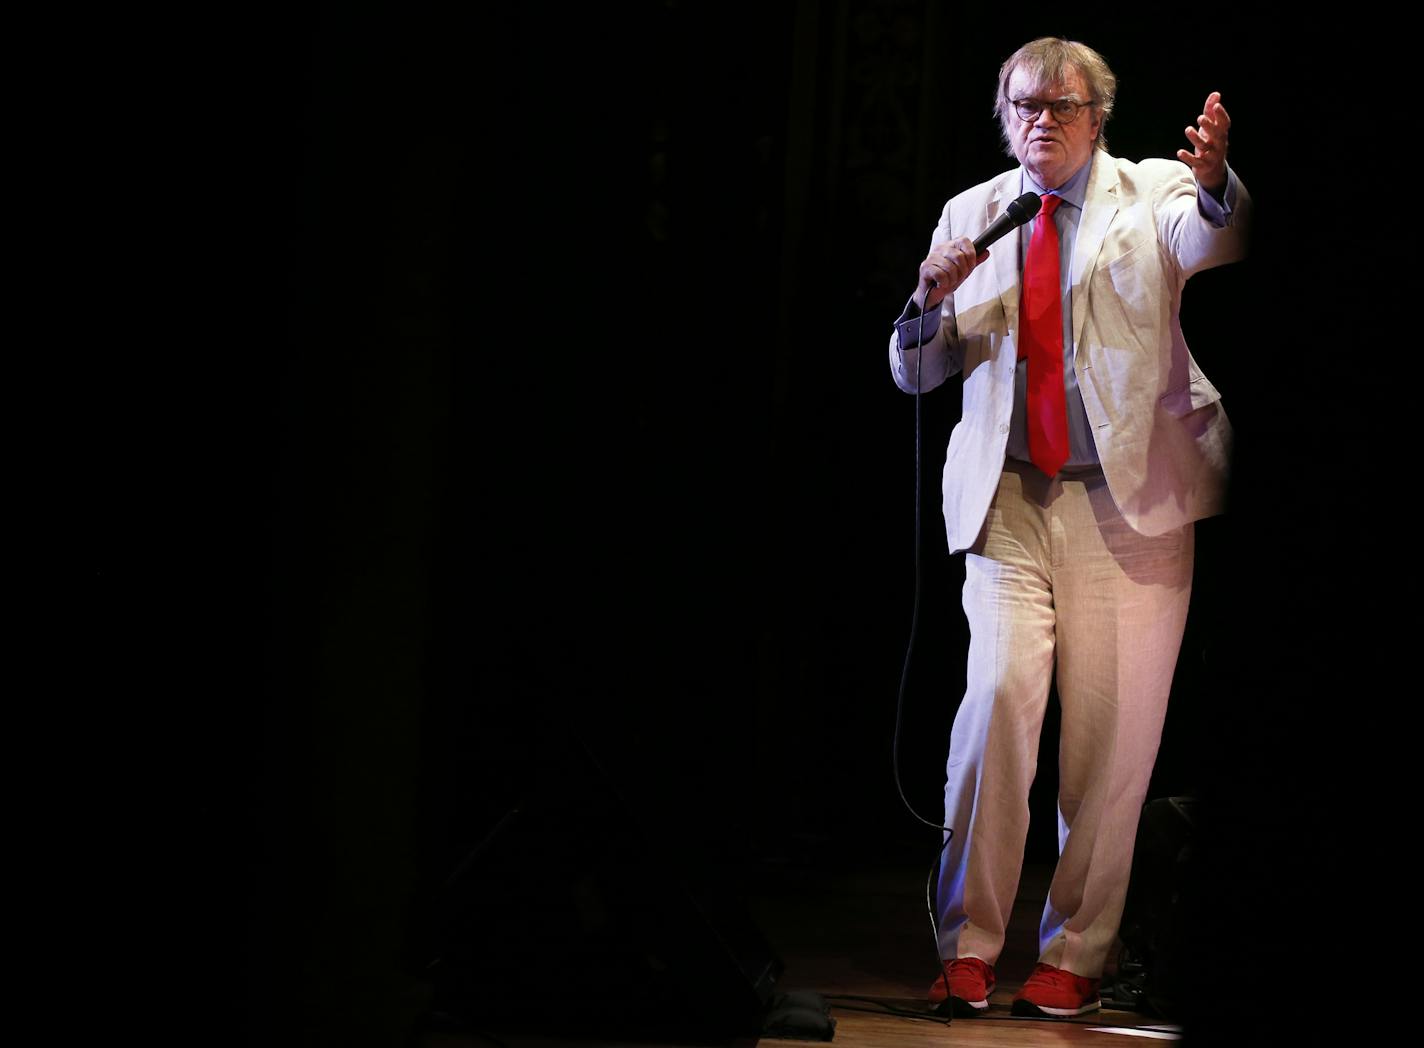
[1008, 65, 1087, 99]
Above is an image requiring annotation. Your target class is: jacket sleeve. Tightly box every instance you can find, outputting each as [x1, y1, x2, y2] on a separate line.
[1151, 160, 1251, 282]
[887, 199, 966, 394]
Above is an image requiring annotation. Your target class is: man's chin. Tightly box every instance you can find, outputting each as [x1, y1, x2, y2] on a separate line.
[1026, 164, 1063, 188]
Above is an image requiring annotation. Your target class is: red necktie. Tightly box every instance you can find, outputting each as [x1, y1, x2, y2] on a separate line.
[1020, 193, 1068, 478]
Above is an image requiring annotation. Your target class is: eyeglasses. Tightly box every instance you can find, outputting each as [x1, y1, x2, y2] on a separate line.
[1010, 97, 1096, 124]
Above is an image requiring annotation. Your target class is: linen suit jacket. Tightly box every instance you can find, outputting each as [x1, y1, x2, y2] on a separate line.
[888, 150, 1250, 554]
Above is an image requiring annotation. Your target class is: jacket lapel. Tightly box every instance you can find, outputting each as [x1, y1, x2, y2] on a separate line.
[1071, 151, 1120, 352]
[987, 172, 1022, 338]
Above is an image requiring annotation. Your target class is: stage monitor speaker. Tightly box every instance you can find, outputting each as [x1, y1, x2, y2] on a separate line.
[1115, 795, 1197, 1019]
[419, 738, 784, 1043]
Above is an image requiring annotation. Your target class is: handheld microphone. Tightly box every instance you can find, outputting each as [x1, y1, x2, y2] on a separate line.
[971, 191, 1042, 253]
[922, 192, 1042, 294]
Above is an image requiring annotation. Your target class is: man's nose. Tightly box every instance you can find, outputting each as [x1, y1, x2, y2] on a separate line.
[1033, 105, 1060, 127]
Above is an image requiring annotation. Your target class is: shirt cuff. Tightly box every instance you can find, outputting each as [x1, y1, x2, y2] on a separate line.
[894, 295, 940, 349]
[1196, 165, 1238, 227]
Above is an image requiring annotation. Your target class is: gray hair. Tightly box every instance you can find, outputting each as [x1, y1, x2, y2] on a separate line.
[993, 37, 1117, 156]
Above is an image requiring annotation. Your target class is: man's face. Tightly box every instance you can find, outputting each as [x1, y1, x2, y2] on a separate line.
[1005, 64, 1101, 190]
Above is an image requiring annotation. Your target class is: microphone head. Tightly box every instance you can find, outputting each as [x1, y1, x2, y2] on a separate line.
[1006, 191, 1042, 224]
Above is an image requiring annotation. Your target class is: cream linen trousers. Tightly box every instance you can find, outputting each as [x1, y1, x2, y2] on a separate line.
[935, 458, 1194, 979]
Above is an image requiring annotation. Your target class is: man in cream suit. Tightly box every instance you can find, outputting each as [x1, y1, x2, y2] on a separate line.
[888, 38, 1248, 1019]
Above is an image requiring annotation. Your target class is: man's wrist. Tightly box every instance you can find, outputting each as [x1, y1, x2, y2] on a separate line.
[1195, 165, 1237, 226]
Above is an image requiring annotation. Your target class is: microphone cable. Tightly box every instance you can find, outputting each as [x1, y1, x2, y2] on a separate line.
[892, 298, 960, 996]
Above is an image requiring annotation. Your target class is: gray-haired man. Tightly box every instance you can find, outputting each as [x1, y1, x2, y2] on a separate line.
[889, 37, 1248, 1018]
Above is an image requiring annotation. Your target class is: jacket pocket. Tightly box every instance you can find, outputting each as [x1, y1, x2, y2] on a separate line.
[1159, 374, 1222, 418]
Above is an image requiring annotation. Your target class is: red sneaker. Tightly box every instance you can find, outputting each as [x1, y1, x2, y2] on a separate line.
[928, 956, 996, 1016]
[1010, 962, 1101, 1017]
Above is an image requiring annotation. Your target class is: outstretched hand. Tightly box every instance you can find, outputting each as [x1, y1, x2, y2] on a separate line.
[1177, 91, 1230, 196]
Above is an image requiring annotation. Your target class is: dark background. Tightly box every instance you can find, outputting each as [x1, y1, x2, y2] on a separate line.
[147, 4, 1393, 1044]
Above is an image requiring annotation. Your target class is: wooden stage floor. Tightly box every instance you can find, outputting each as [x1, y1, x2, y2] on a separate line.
[421, 856, 1192, 1048]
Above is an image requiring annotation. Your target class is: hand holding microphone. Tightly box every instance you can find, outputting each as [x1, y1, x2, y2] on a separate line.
[914, 238, 984, 311]
[912, 192, 1042, 311]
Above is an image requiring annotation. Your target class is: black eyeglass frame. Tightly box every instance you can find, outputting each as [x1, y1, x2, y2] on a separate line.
[1009, 97, 1098, 124]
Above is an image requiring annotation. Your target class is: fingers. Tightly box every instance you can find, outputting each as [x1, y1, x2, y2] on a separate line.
[1179, 90, 1230, 192]
[1167, 147, 1213, 183]
[1201, 96, 1231, 137]
[917, 236, 982, 308]
[1176, 147, 1205, 171]
[1185, 118, 1225, 152]
[1187, 91, 1230, 155]
[1190, 114, 1229, 150]
[1200, 92, 1230, 129]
